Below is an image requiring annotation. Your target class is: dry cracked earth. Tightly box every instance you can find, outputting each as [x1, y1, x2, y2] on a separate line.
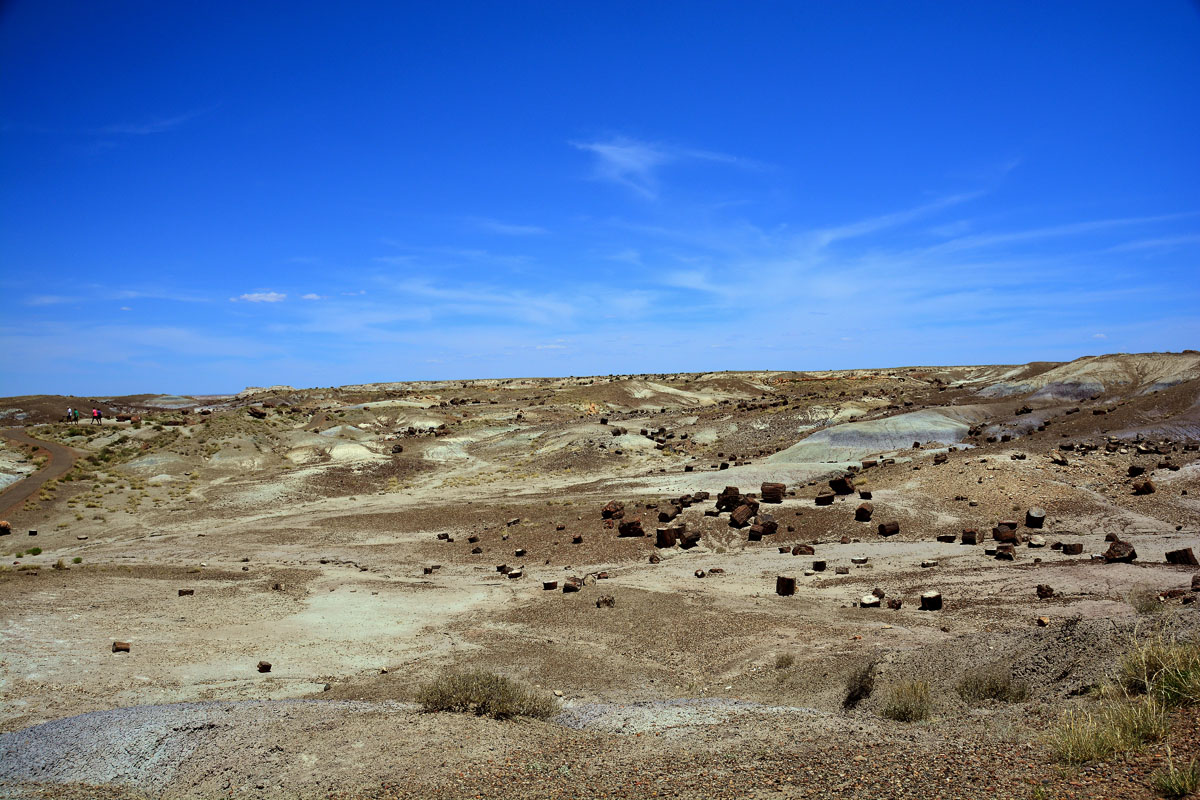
[1, 351, 1199, 799]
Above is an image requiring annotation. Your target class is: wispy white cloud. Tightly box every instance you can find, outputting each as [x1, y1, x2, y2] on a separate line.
[471, 217, 549, 236]
[1107, 234, 1200, 252]
[301, 293, 323, 300]
[572, 135, 759, 199]
[25, 295, 78, 306]
[231, 291, 286, 303]
[98, 107, 214, 136]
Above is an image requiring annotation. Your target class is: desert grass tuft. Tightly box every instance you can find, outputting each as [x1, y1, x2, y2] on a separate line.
[956, 664, 1029, 704]
[417, 668, 557, 720]
[842, 659, 876, 709]
[1150, 747, 1200, 798]
[1128, 585, 1165, 615]
[1049, 695, 1167, 765]
[1118, 633, 1200, 709]
[774, 652, 795, 670]
[880, 679, 931, 722]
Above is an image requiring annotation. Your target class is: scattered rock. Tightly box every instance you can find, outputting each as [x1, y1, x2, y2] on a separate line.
[919, 591, 943, 611]
[543, 581, 558, 590]
[1166, 548, 1199, 566]
[617, 518, 645, 537]
[112, 641, 131, 653]
[792, 544, 815, 556]
[877, 521, 900, 537]
[776, 576, 796, 596]
[761, 482, 786, 504]
[829, 476, 855, 495]
[1062, 542, 1084, 556]
[1132, 480, 1156, 495]
[177, 589, 194, 597]
[257, 661, 272, 673]
[595, 594, 615, 608]
[860, 594, 881, 608]
[1036, 584, 1055, 599]
[855, 502, 874, 522]
[1025, 508, 1046, 528]
[1103, 541, 1137, 563]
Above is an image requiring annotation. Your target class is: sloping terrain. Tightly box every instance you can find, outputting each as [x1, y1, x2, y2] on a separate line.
[0, 352, 1198, 800]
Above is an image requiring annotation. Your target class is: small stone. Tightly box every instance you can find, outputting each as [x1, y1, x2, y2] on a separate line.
[776, 576, 797, 596]
[178, 589, 194, 597]
[257, 661, 272, 673]
[1062, 542, 1084, 556]
[1025, 508, 1046, 528]
[877, 521, 900, 537]
[860, 594, 881, 608]
[1036, 584, 1054, 599]
[1036, 616, 1051, 627]
[112, 641, 131, 653]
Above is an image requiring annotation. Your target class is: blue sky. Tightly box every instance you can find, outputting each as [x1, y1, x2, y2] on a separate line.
[2, 1, 1198, 395]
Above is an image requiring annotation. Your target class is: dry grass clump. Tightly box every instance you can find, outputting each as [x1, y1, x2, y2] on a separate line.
[774, 652, 795, 670]
[1118, 633, 1200, 708]
[1050, 634, 1197, 765]
[1050, 695, 1167, 765]
[1151, 748, 1200, 798]
[1127, 585, 1165, 615]
[880, 679, 931, 722]
[417, 669, 557, 720]
[842, 660, 876, 709]
[956, 664, 1029, 704]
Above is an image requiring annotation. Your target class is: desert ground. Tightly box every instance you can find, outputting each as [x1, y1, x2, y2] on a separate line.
[1, 351, 1198, 799]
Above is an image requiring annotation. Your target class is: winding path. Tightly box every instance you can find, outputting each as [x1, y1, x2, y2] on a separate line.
[0, 428, 80, 517]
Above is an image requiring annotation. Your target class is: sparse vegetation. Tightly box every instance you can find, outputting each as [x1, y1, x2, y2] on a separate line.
[880, 679, 931, 722]
[956, 664, 1029, 704]
[72, 557, 82, 564]
[774, 652, 795, 670]
[416, 669, 557, 720]
[1128, 585, 1165, 614]
[842, 660, 876, 709]
[1049, 695, 1167, 765]
[1151, 748, 1200, 798]
[1118, 633, 1200, 708]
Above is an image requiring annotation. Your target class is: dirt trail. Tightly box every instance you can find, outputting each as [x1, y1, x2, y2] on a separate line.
[0, 428, 79, 517]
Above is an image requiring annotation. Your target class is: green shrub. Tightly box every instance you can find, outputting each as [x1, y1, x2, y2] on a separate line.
[26, 547, 42, 556]
[416, 669, 557, 720]
[880, 679, 931, 722]
[1151, 748, 1200, 798]
[72, 557, 82, 564]
[957, 664, 1029, 704]
[1049, 696, 1167, 765]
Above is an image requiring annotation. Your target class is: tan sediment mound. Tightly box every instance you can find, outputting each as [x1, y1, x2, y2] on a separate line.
[979, 351, 1200, 400]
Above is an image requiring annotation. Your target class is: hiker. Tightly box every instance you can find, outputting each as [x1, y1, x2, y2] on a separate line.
[66, 407, 73, 424]
[92, 408, 101, 425]
[73, 408, 81, 424]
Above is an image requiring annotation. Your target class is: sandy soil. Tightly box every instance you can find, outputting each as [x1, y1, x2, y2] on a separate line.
[0, 352, 1198, 799]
